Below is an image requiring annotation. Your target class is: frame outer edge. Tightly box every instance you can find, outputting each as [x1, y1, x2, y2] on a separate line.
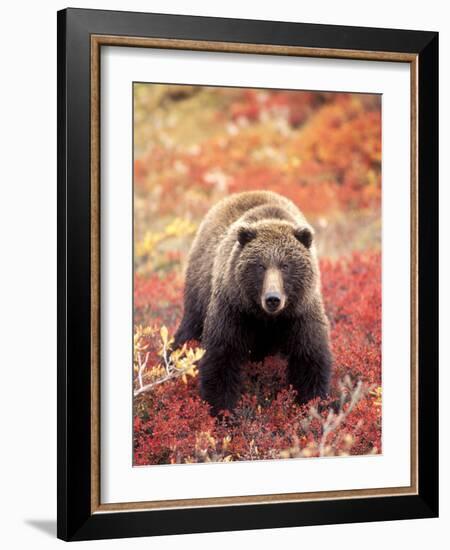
[417, 32, 439, 516]
[56, 8, 68, 542]
[57, 8, 439, 540]
[66, 7, 437, 53]
[58, 7, 96, 541]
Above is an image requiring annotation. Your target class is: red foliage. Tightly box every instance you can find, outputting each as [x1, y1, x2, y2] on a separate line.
[134, 382, 215, 465]
[134, 272, 183, 329]
[229, 89, 328, 126]
[134, 252, 381, 465]
[134, 91, 381, 218]
[322, 251, 381, 388]
[135, 90, 381, 220]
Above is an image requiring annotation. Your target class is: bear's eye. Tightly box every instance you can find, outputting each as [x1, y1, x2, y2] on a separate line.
[280, 263, 289, 272]
[257, 264, 265, 272]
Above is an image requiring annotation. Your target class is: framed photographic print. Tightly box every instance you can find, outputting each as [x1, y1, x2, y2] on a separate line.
[57, 8, 438, 541]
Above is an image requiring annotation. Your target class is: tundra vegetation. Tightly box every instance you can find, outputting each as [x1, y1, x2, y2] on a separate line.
[133, 85, 382, 465]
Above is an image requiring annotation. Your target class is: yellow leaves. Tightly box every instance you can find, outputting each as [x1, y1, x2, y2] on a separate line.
[134, 325, 156, 367]
[133, 323, 204, 395]
[192, 432, 233, 463]
[343, 433, 354, 446]
[278, 449, 291, 459]
[302, 441, 317, 458]
[370, 386, 382, 408]
[135, 232, 163, 258]
[134, 325, 156, 348]
[148, 364, 166, 380]
[279, 439, 316, 459]
[159, 325, 170, 348]
[163, 339, 204, 384]
[195, 431, 217, 455]
[158, 325, 204, 384]
[164, 218, 197, 238]
[177, 348, 204, 368]
[222, 435, 231, 451]
[135, 218, 197, 260]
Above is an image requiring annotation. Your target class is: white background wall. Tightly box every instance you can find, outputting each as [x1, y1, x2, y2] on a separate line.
[0, 0, 447, 547]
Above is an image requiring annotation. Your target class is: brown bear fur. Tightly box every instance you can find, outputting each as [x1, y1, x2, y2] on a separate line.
[174, 190, 332, 415]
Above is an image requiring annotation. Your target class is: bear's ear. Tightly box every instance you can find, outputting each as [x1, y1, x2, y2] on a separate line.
[237, 225, 257, 246]
[293, 226, 313, 248]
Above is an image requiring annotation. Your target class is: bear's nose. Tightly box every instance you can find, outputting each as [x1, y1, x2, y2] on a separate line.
[265, 292, 281, 311]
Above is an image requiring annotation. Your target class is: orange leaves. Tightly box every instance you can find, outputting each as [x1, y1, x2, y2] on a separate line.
[134, 89, 381, 220]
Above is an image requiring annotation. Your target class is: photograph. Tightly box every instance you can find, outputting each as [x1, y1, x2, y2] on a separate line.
[54, 6, 439, 541]
[132, 84, 383, 466]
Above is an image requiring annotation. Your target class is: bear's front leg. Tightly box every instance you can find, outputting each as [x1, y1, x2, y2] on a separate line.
[199, 347, 244, 415]
[199, 304, 247, 415]
[285, 314, 332, 404]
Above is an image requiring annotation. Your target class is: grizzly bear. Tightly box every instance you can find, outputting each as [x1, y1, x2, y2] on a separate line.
[174, 190, 332, 415]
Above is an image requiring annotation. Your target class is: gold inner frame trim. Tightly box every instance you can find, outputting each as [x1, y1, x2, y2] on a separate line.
[90, 34, 419, 514]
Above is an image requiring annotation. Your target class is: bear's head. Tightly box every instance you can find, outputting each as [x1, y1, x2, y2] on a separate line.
[234, 221, 317, 317]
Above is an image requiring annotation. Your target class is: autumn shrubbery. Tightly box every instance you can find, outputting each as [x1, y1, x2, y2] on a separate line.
[133, 252, 381, 464]
[134, 90, 381, 221]
[133, 85, 382, 465]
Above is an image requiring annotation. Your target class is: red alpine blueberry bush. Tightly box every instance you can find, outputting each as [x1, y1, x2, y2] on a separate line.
[133, 251, 381, 465]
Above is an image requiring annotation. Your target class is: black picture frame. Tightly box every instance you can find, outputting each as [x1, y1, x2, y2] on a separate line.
[57, 7, 438, 541]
